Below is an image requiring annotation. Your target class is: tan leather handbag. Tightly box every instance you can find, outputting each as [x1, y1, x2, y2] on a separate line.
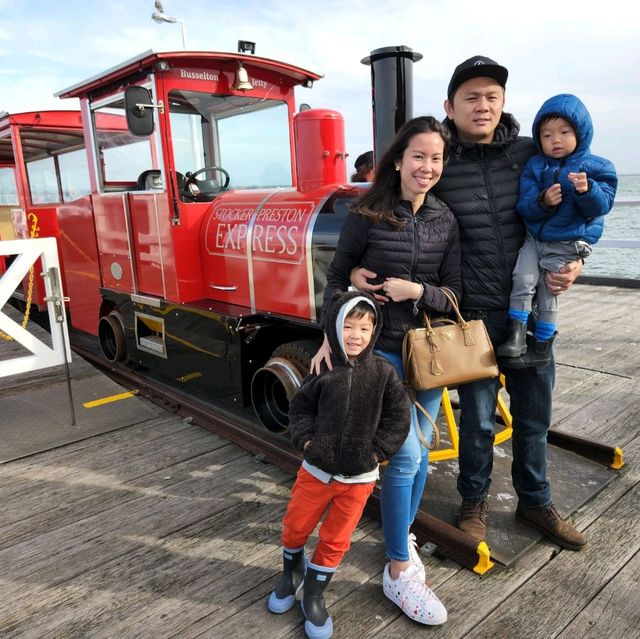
[402, 288, 499, 391]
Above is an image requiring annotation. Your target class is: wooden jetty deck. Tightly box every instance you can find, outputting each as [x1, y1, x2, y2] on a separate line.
[1, 282, 639, 639]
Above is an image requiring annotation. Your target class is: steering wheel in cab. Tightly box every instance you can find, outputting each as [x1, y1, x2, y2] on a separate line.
[181, 166, 230, 202]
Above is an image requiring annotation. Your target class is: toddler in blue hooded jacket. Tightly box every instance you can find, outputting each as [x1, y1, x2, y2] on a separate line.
[498, 93, 617, 366]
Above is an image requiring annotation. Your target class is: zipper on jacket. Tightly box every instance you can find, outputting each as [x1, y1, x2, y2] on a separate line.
[479, 145, 510, 288]
[411, 214, 419, 277]
[338, 367, 353, 474]
[537, 161, 564, 241]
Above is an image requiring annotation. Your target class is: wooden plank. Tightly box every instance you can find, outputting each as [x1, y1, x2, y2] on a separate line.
[0, 426, 235, 550]
[0, 282, 638, 639]
[460, 484, 640, 639]
[0, 453, 284, 595]
[175, 519, 384, 639]
[344, 433, 640, 639]
[0, 464, 296, 638]
[556, 285, 640, 377]
[556, 548, 640, 639]
[551, 375, 640, 444]
[0, 417, 214, 489]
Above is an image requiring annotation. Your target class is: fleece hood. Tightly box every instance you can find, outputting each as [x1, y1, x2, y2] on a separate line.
[532, 93, 593, 158]
[325, 290, 382, 366]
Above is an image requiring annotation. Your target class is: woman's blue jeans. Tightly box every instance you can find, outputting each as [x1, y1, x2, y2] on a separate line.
[376, 349, 442, 562]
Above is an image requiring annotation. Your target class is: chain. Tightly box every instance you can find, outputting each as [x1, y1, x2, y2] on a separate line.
[0, 212, 40, 341]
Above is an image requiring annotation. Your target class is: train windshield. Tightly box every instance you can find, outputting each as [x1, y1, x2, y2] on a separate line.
[168, 90, 292, 198]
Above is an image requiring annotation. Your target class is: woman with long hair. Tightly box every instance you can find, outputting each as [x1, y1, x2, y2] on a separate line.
[310, 116, 461, 626]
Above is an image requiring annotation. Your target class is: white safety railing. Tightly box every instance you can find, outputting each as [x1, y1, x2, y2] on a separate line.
[597, 239, 640, 250]
[0, 238, 72, 378]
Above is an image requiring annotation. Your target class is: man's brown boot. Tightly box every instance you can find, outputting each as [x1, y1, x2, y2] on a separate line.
[515, 503, 587, 551]
[458, 499, 489, 541]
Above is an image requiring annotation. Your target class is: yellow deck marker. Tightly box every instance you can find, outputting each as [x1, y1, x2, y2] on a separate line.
[83, 390, 138, 408]
[473, 541, 495, 575]
[611, 447, 625, 470]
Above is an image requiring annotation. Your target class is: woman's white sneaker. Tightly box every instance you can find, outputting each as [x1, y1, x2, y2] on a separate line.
[408, 532, 426, 581]
[383, 562, 447, 625]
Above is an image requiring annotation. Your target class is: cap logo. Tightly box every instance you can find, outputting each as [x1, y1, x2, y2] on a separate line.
[474, 61, 485, 66]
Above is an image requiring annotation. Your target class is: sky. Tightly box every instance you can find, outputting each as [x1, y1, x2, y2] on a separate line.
[1, 0, 638, 174]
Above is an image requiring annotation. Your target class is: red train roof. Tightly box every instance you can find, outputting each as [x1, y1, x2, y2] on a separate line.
[0, 110, 127, 163]
[55, 50, 323, 99]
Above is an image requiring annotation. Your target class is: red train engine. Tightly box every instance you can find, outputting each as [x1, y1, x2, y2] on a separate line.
[50, 46, 419, 432]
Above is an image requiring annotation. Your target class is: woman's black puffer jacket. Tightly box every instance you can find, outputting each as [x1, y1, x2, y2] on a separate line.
[322, 193, 462, 352]
[432, 113, 536, 311]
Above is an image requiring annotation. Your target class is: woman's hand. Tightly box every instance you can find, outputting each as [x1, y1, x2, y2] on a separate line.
[310, 334, 332, 374]
[350, 267, 388, 303]
[546, 259, 583, 295]
[381, 277, 422, 303]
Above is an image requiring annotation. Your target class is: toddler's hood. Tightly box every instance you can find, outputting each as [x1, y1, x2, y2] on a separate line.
[325, 289, 382, 365]
[532, 93, 593, 157]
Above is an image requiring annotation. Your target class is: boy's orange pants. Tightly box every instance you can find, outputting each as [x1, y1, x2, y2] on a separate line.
[282, 466, 375, 568]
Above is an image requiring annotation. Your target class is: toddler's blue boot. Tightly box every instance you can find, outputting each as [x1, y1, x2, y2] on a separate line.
[301, 565, 334, 639]
[267, 547, 305, 613]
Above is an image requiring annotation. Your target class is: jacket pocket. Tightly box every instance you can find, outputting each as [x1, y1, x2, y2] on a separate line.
[340, 436, 377, 475]
[304, 433, 339, 473]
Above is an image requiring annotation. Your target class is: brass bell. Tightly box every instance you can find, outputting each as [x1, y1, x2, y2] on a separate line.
[233, 63, 254, 91]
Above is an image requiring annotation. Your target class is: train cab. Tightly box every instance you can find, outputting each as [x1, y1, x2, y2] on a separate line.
[53, 49, 357, 430]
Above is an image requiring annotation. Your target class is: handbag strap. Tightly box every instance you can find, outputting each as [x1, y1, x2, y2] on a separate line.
[421, 287, 463, 332]
[439, 287, 476, 347]
[407, 389, 440, 451]
[440, 287, 465, 323]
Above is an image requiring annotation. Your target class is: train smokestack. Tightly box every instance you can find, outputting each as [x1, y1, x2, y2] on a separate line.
[361, 46, 423, 165]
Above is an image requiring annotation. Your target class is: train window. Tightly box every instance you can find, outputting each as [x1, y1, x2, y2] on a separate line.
[26, 156, 60, 204]
[218, 102, 291, 188]
[17, 125, 89, 204]
[168, 90, 292, 199]
[0, 167, 18, 205]
[0, 166, 19, 242]
[91, 93, 157, 192]
[58, 149, 91, 201]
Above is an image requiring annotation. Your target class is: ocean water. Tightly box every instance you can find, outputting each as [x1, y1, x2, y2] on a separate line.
[583, 174, 640, 280]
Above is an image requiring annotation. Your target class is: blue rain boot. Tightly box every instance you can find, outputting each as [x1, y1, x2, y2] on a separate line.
[267, 547, 306, 613]
[301, 565, 334, 639]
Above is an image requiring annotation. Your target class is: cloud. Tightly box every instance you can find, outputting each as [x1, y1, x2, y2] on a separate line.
[0, 0, 637, 173]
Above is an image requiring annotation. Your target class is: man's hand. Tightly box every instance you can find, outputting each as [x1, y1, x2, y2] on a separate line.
[546, 259, 583, 295]
[542, 183, 562, 208]
[310, 334, 332, 374]
[350, 267, 389, 303]
[568, 172, 588, 193]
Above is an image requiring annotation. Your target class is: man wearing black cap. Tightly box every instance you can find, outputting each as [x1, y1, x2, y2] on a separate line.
[432, 55, 587, 551]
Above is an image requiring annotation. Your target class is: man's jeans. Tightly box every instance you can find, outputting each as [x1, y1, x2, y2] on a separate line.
[457, 310, 554, 508]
